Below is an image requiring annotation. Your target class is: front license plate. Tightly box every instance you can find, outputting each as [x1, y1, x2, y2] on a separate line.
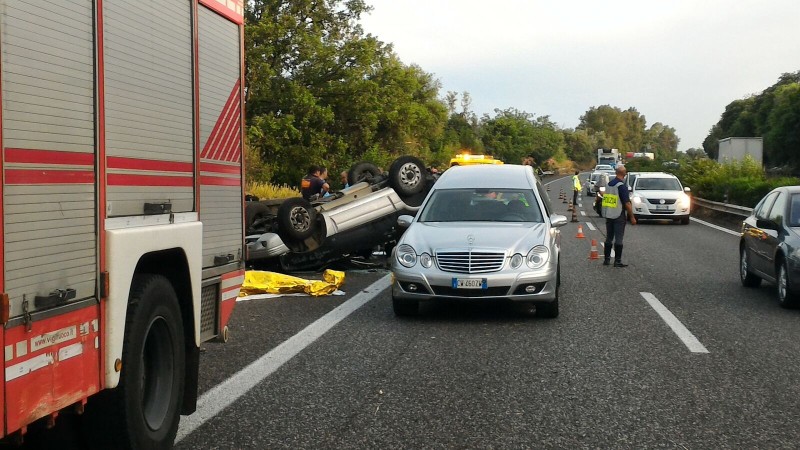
[453, 278, 487, 289]
[655, 205, 670, 210]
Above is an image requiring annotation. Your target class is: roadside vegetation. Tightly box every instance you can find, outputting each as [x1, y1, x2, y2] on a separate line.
[626, 156, 800, 208]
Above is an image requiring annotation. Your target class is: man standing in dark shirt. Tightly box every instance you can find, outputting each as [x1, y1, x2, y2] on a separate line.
[600, 166, 636, 267]
[301, 165, 329, 200]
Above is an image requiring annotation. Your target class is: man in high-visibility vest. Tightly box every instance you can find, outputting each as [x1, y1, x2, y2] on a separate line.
[600, 166, 637, 267]
[571, 170, 581, 206]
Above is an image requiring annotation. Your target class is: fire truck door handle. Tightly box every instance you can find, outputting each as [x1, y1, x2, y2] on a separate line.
[214, 254, 235, 265]
[34, 288, 77, 309]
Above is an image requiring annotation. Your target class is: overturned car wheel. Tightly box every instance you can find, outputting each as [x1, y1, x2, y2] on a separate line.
[277, 198, 317, 242]
[245, 202, 271, 235]
[348, 162, 382, 186]
[389, 156, 426, 197]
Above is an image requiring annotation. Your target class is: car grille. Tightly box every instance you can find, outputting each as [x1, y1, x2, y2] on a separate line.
[436, 250, 506, 273]
[431, 286, 510, 297]
[646, 198, 676, 205]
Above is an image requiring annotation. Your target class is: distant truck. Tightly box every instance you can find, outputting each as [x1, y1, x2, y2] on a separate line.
[718, 137, 763, 165]
[597, 148, 621, 168]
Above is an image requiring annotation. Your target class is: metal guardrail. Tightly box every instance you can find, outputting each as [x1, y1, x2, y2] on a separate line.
[693, 197, 753, 217]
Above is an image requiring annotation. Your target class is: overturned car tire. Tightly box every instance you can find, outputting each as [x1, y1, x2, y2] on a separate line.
[277, 198, 317, 242]
[348, 162, 382, 186]
[245, 202, 271, 235]
[389, 156, 426, 197]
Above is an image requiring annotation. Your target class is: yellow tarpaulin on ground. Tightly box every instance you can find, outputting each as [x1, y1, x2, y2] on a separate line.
[240, 269, 346, 297]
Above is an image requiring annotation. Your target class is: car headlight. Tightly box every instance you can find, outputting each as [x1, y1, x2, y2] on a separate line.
[396, 244, 417, 268]
[632, 196, 642, 205]
[510, 253, 524, 269]
[526, 246, 550, 269]
[678, 194, 690, 206]
[420, 253, 433, 268]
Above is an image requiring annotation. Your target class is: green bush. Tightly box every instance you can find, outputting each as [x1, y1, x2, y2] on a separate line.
[671, 156, 800, 207]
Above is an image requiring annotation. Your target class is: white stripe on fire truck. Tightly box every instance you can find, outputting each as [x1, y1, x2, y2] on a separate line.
[6, 353, 54, 382]
[222, 288, 241, 302]
[16, 341, 27, 358]
[58, 342, 83, 362]
[221, 277, 244, 290]
[4, 345, 12, 362]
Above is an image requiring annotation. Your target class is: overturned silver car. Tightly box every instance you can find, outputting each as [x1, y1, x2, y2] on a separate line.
[245, 156, 436, 271]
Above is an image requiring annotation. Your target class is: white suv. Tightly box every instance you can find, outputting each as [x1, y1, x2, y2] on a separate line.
[629, 172, 691, 224]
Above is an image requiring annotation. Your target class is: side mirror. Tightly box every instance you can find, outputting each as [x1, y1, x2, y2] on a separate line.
[397, 215, 414, 228]
[683, 186, 691, 193]
[550, 214, 568, 228]
[756, 218, 778, 231]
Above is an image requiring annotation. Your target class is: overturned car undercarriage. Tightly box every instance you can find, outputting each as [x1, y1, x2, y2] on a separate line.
[245, 156, 436, 272]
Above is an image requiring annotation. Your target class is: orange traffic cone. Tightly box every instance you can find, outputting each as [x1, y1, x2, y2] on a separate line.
[571, 207, 579, 223]
[588, 239, 599, 260]
[575, 224, 585, 238]
[568, 201, 573, 211]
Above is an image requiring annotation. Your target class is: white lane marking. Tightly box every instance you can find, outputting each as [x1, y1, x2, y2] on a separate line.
[176, 275, 392, 443]
[586, 222, 596, 231]
[640, 292, 709, 354]
[690, 217, 740, 237]
[580, 211, 586, 216]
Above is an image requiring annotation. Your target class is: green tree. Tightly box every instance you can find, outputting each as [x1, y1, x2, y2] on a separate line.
[480, 108, 565, 165]
[765, 83, 800, 166]
[244, 0, 447, 185]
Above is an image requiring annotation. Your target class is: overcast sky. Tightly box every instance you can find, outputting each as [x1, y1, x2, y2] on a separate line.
[360, 0, 800, 151]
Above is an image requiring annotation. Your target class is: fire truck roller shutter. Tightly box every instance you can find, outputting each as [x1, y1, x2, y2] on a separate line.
[198, 6, 243, 269]
[1, 0, 97, 317]
[104, 0, 195, 217]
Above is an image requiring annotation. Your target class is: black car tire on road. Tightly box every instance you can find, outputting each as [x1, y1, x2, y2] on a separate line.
[536, 266, 560, 318]
[777, 259, 798, 308]
[740, 246, 762, 288]
[348, 162, 382, 186]
[277, 198, 318, 242]
[388, 156, 426, 197]
[392, 296, 419, 316]
[680, 216, 690, 225]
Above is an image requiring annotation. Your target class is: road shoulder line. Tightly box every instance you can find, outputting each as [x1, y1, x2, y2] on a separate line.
[176, 274, 392, 443]
[690, 217, 740, 236]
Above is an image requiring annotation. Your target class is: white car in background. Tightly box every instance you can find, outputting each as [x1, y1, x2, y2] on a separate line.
[630, 172, 691, 224]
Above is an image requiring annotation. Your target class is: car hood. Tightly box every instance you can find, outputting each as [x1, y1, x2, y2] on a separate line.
[400, 222, 550, 253]
[633, 189, 684, 199]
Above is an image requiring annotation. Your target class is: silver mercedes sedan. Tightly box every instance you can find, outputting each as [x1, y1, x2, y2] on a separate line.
[390, 164, 568, 317]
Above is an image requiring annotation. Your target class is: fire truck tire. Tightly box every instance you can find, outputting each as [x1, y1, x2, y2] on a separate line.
[348, 162, 382, 186]
[277, 197, 317, 242]
[84, 274, 185, 450]
[388, 156, 426, 197]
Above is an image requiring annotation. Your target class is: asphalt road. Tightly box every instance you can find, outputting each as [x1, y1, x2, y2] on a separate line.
[172, 175, 800, 449]
[13, 175, 800, 449]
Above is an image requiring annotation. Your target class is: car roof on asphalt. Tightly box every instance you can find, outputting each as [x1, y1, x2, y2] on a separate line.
[436, 164, 535, 189]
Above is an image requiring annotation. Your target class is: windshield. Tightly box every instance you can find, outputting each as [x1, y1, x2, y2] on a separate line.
[419, 188, 544, 223]
[790, 194, 800, 227]
[595, 165, 612, 170]
[635, 177, 682, 191]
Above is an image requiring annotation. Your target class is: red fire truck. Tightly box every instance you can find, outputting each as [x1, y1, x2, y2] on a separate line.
[0, 0, 245, 447]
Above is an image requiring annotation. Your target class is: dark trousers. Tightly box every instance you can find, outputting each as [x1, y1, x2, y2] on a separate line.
[604, 214, 627, 262]
[605, 214, 627, 246]
[572, 190, 578, 205]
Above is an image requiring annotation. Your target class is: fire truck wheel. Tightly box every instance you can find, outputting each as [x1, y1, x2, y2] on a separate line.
[277, 197, 317, 242]
[85, 274, 185, 449]
[348, 162, 381, 186]
[388, 156, 426, 197]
